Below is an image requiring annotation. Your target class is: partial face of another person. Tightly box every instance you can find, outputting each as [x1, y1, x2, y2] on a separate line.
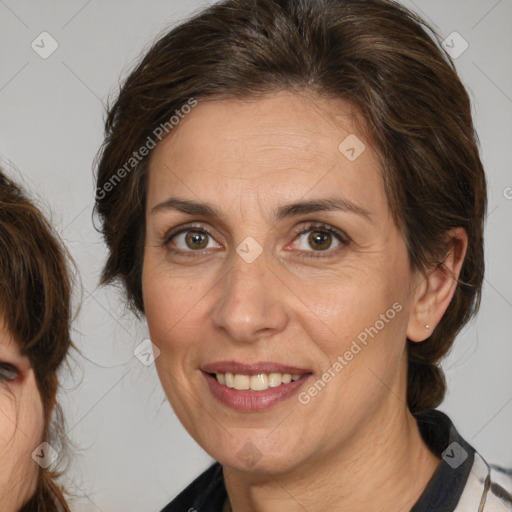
[142, 91, 426, 473]
[0, 318, 44, 511]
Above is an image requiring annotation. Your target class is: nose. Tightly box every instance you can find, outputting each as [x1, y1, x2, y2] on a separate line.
[211, 249, 289, 344]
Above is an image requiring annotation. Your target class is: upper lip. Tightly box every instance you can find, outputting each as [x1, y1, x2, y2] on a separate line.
[202, 361, 311, 376]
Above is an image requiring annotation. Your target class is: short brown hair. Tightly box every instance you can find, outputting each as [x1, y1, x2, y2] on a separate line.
[95, 0, 487, 414]
[0, 169, 73, 511]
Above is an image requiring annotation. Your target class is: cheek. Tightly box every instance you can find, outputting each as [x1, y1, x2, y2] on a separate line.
[288, 252, 412, 414]
[0, 376, 44, 503]
[286, 262, 407, 354]
[142, 248, 210, 343]
[143, 272, 196, 347]
[0, 384, 44, 443]
[142, 265, 212, 438]
[299, 250, 412, 413]
[142, 260, 209, 404]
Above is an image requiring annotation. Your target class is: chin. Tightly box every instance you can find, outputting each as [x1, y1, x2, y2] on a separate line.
[200, 427, 308, 476]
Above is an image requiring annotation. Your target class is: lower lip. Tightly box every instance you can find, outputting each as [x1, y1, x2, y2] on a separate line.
[203, 372, 312, 412]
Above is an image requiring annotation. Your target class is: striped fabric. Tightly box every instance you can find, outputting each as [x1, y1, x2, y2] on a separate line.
[455, 454, 512, 511]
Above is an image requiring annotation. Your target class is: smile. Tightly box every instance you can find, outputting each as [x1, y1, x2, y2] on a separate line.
[214, 372, 303, 391]
[201, 361, 313, 411]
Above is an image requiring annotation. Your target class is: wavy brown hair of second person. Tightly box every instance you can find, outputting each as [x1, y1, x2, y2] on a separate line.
[0, 169, 73, 511]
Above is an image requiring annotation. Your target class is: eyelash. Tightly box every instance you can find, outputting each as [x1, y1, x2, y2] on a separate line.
[0, 361, 20, 382]
[162, 221, 349, 259]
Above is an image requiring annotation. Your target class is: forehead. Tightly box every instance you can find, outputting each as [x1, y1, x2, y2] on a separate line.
[147, 91, 387, 216]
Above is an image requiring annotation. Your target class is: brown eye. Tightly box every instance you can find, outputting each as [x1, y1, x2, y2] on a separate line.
[0, 362, 20, 382]
[308, 230, 333, 251]
[184, 230, 209, 250]
[292, 222, 348, 257]
[164, 224, 222, 254]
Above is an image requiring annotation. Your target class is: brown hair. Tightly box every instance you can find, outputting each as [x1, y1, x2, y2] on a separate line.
[94, 0, 487, 414]
[0, 168, 73, 511]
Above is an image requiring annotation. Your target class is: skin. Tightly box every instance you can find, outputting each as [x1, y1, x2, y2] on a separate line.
[142, 90, 468, 512]
[0, 318, 44, 511]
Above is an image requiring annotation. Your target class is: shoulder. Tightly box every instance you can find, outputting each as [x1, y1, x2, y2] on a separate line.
[159, 462, 226, 512]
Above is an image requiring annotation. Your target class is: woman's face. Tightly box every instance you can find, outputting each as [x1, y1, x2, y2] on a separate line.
[143, 91, 421, 473]
[0, 318, 44, 510]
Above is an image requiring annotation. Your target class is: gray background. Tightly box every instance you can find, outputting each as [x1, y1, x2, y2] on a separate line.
[0, 1, 511, 510]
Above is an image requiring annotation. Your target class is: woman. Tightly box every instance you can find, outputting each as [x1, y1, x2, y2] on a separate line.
[0, 168, 73, 511]
[95, 0, 512, 510]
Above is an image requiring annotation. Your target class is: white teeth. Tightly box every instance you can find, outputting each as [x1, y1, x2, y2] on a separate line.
[233, 374, 250, 390]
[225, 372, 234, 388]
[250, 374, 268, 391]
[215, 372, 303, 391]
[268, 372, 282, 387]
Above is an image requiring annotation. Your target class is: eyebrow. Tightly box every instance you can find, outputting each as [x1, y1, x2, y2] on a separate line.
[151, 196, 372, 222]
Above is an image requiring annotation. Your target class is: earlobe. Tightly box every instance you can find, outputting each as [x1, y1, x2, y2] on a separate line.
[406, 227, 468, 342]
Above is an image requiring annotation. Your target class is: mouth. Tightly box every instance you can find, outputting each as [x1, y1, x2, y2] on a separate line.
[201, 361, 313, 411]
[211, 371, 303, 390]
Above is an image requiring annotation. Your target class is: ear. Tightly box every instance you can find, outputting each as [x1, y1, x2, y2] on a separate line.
[406, 227, 468, 342]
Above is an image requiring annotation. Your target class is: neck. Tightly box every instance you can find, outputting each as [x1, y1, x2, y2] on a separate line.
[223, 395, 440, 512]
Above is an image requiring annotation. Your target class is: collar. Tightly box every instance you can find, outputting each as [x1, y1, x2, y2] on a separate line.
[411, 408, 476, 512]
